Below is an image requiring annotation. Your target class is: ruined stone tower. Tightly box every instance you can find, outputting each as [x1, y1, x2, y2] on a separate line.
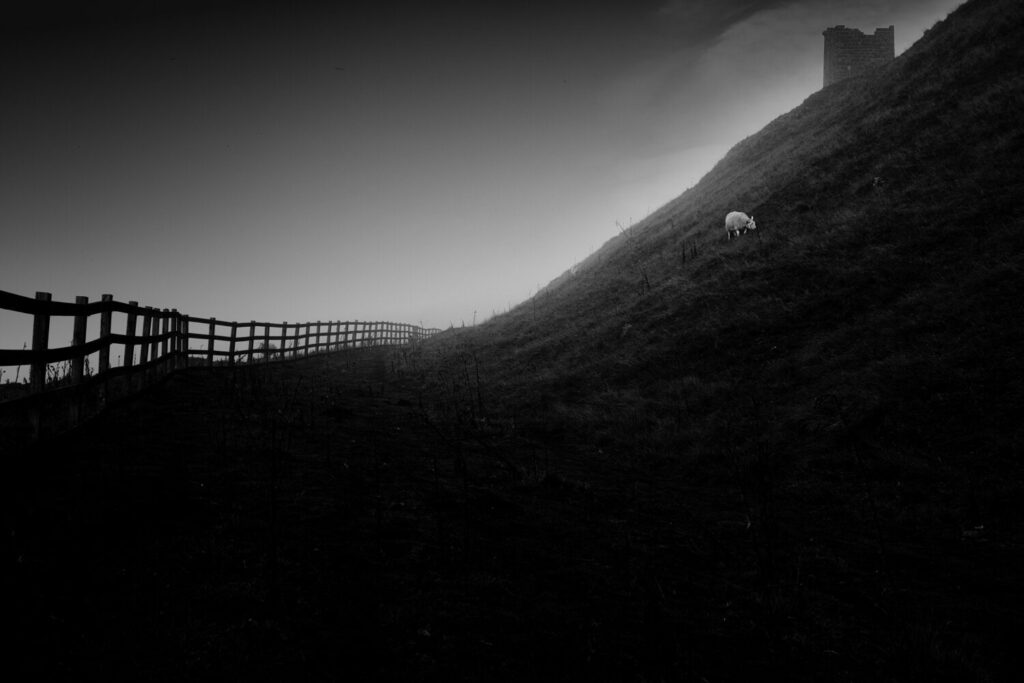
[823, 25, 895, 87]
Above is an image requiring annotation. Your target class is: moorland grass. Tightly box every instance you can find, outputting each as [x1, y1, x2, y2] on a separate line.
[407, 3, 1024, 676]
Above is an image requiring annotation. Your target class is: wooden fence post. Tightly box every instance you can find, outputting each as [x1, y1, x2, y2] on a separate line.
[180, 315, 190, 368]
[148, 307, 159, 365]
[169, 309, 179, 370]
[207, 318, 216, 367]
[149, 308, 159, 370]
[163, 310, 172, 371]
[67, 295, 89, 428]
[29, 291, 52, 393]
[140, 308, 152, 365]
[315, 321, 322, 355]
[149, 310, 158, 372]
[71, 296, 88, 384]
[280, 322, 288, 360]
[93, 294, 112, 375]
[125, 301, 138, 370]
[228, 322, 238, 366]
[248, 321, 256, 364]
[28, 291, 52, 439]
[264, 324, 271, 362]
[160, 309, 170, 366]
[96, 294, 113, 376]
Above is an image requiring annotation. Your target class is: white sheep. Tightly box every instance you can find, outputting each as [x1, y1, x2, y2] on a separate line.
[724, 211, 757, 240]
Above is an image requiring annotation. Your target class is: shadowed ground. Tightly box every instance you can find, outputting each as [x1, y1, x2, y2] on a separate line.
[4, 347, 1022, 681]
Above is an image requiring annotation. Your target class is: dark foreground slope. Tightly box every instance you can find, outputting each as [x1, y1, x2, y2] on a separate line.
[9, 346, 1019, 682]
[9, 348, 971, 683]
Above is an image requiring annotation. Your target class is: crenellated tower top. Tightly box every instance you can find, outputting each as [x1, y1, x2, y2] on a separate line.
[823, 25, 895, 88]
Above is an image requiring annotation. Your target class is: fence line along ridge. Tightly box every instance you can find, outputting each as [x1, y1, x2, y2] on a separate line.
[0, 288, 441, 441]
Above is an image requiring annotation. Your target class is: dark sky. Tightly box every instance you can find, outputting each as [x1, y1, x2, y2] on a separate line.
[1, 0, 962, 351]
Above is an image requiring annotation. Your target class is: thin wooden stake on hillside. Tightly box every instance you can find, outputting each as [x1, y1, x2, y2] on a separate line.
[98, 294, 113, 375]
[229, 322, 238, 367]
[140, 308, 151, 366]
[160, 309, 170, 369]
[147, 307, 159, 367]
[68, 295, 89, 426]
[248, 321, 256, 364]
[173, 311, 180, 369]
[28, 292, 51, 439]
[71, 296, 88, 384]
[124, 302, 138, 371]
[207, 317, 216, 367]
[180, 314, 189, 369]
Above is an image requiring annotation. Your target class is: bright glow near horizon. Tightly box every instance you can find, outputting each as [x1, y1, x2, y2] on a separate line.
[1, 0, 963, 354]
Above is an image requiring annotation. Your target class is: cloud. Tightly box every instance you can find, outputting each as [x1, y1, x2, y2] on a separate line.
[654, 0, 795, 41]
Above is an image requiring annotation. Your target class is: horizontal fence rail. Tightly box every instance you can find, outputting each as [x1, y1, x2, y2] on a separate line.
[0, 288, 441, 441]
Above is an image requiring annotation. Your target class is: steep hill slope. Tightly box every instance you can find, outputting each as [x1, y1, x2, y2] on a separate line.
[431, 0, 1024, 460]
[416, 0, 1024, 676]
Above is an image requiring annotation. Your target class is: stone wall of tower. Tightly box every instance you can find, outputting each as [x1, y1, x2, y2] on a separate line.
[823, 25, 895, 88]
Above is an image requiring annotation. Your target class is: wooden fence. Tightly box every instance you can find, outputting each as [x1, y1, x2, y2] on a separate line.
[0, 288, 441, 442]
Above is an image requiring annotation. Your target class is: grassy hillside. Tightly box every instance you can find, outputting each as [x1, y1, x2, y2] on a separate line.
[425, 0, 1024, 466]
[411, 0, 1024, 676]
